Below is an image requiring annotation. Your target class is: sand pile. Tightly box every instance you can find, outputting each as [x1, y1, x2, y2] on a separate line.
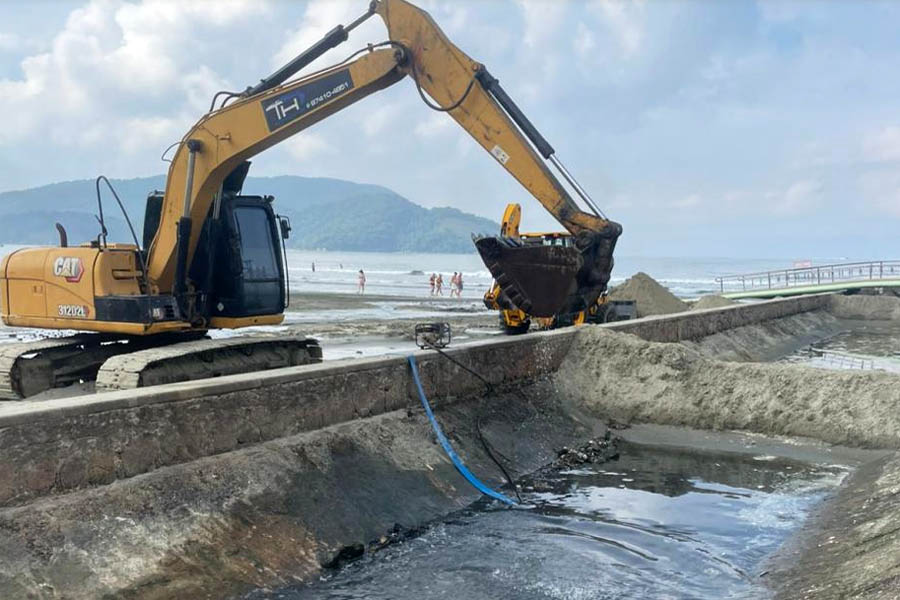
[691, 295, 736, 310]
[608, 272, 687, 317]
[554, 326, 900, 449]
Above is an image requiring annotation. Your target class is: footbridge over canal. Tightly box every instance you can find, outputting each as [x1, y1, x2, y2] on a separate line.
[717, 260, 900, 299]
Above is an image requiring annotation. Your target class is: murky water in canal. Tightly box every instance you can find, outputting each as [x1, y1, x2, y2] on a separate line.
[246, 442, 845, 600]
[783, 319, 900, 372]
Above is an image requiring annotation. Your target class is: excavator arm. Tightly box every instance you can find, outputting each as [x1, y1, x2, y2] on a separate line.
[377, 0, 609, 236]
[147, 0, 621, 318]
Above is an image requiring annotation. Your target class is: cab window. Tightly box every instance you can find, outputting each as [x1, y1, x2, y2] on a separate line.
[234, 206, 278, 281]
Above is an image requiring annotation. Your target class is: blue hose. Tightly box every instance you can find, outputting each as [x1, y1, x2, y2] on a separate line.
[407, 355, 517, 506]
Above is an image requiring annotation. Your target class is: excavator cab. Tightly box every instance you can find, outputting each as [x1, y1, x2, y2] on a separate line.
[195, 194, 286, 319]
[143, 162, 288, 322]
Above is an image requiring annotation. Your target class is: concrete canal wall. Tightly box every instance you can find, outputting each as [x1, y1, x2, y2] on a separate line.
[0, 293, 897, 598]
[0, 294, 831, 509]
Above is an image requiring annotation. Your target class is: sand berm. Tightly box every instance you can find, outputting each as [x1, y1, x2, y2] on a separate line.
[553, 325, 900, 449]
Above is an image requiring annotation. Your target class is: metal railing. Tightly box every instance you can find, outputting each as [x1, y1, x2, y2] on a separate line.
[808, 348, 874, 370]
[716, 260, 900, 293]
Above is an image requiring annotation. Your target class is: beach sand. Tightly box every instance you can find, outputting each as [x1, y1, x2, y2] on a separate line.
[281, 291, 499, 358]
[0, 291, 500, 358]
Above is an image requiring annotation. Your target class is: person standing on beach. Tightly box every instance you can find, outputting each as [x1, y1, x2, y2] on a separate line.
[429, 273, 436, 296]
[449, 272, 458, 297]
[357, 269, 366, 294]
[311, 261, 315, 272]
[436, 273, 444, 295]
[457, 272, 464, 298]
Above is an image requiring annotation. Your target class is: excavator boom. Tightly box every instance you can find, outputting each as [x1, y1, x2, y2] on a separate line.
[377, 0, 621, 316]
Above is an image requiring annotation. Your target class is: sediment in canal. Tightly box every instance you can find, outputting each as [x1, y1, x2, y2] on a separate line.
[1, 294, 899, 599]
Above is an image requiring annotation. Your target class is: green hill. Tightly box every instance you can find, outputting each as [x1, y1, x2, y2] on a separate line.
[0, 175, 499, 253]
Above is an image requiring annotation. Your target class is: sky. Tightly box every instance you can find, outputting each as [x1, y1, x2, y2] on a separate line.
[0, 0, 898, 259]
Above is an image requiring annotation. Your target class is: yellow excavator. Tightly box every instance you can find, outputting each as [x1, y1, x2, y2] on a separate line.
[484, 203, 634, 334]
[0, 0, 621, 399]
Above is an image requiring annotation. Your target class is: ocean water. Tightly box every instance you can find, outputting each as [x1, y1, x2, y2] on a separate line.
[286, 249, 802, 299]
[0, 243, 820, 300]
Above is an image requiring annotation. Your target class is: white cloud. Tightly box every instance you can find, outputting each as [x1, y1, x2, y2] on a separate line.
[776, 179, 823, 214]
[415, 1, 470, 35]
[587, 0, 645, 57]
[273, 0, 385, 71]
[118, 115, 186, 155]
[863, 125, 900, 163]
[515, 0, 567, 49]
[0, 33, 20, 51]
[0, 0, 899, 258]
[362, 103, 405, 137]
[414, 113, 453, 138]
[574, 23, 596, 58]
[859, 171, 900, 217]
[757, 2, 823, 25]
[282, 133, 336, 162]
[0, 0, 265, 155]
[672, 193, 702, 209]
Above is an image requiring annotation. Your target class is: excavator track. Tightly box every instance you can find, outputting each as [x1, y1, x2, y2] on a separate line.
[95, 336, 322, 392]
[0, 331, 314, 400]
[0, 334, 130, 400]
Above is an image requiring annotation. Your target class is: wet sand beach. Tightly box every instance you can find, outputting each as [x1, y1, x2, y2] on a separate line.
[281, 291, 499, 358]
[0, 291, 500, 359]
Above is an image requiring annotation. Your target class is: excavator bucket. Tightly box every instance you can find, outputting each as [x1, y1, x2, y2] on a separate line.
[474, 224, 621, 318]
[474, 236, 581, 317]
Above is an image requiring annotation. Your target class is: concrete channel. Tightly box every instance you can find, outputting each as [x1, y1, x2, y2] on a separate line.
[1, 293, 899, 598]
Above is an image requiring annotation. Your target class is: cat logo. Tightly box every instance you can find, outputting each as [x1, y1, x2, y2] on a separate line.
[53, 257, 84, 283]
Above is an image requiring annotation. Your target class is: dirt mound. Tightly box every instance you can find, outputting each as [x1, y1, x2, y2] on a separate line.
[554, 326, 900, 449]
[691, 295, 736, 310]
[608, 272, 687, 317]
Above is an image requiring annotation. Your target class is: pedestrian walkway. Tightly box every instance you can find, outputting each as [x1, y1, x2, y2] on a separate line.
[716, 260, 900, 299]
